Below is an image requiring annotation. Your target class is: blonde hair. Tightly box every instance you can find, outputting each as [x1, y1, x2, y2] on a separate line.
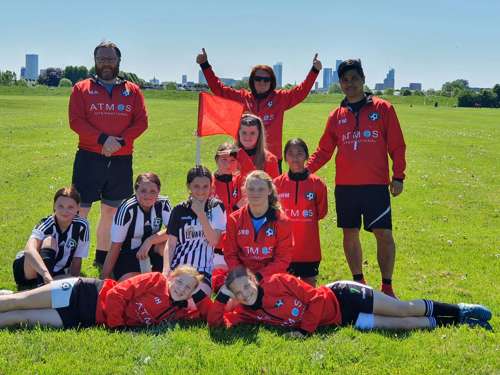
[236, 114, 267, 170]
[244, 170, 280, 211]
[170, 265, 204, 284]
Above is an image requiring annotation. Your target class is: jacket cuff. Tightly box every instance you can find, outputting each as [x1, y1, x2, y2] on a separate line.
[98, 133, 109, 145]
[255, 272, 263, 282]
[192, 289, 207, 303]
[200, 61, 211, 70]
[392, 178, 404, 183]
[215, 290, 231, 304]
[311, 66, 320, 74]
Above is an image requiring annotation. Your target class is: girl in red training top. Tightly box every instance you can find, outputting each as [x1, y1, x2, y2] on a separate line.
[274, 138, 328, 286]
[235, 114, 280, 179]
[0, 265, 211, 329]
[196, 48, 322, 171]
[211, 143, 246, 292]
[207, 267, 493, 335]
[224, 170, 292, 279]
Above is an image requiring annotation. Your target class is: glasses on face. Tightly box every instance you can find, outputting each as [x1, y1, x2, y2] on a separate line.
[95, 57, 118, 64]
[254, 76, 271, 83]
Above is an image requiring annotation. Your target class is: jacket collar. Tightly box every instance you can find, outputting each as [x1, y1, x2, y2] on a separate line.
[340, 92, 373, 109]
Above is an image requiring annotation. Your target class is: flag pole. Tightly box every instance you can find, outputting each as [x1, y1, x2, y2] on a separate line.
[196, 92, 202, 166]
[195, 135, 201, 166]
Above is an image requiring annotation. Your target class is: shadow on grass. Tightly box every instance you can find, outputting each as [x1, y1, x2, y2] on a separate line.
[208, 324, 260, 345]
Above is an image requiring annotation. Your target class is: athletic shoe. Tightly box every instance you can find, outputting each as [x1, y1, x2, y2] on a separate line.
[463, 317, 493, 331]
[0, 289, 14, 296]
[458, 303, 492, 322]
[381, 284, 398, 299]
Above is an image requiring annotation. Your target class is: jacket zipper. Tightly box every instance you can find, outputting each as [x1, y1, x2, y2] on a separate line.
[294, 180, 299, 205]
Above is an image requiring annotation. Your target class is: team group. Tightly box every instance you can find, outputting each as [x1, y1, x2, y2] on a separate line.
[0, 42, 492, 334]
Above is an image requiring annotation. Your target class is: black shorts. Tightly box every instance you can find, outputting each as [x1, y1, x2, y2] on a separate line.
[288, 261, 320, 278]
[56, 277, 103, 328]
[113, 248, 163, 280]
[335, 185, 392, 231]
[72, 149, 133, 206]
[328, 281, 374, 326]
[13, 248, 66, 289]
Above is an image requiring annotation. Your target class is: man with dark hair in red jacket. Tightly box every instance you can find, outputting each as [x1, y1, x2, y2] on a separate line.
[306, 59, 406, 298]
[69, 41, 148, 269]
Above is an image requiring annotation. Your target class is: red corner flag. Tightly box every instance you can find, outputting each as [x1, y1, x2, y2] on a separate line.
[197, 92, 244, 138]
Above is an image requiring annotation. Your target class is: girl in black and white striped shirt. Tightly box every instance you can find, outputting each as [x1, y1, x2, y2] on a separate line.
[102, 173, 172, 281]
[164, 166, 226, 294]
[13, 186, 90, 289]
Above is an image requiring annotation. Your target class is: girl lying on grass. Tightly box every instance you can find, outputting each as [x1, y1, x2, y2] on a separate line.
[208, 266, 492, 336]
[0, 265, 210, 329]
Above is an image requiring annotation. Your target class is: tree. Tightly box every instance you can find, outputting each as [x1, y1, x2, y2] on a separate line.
[328, 83, 342, 94]
[38, 68, 63, 87]
[384, 88, 394, 96]
[234, 79, 249, 90]
[0, 70, 17, 85]
[401, 89, 412, 96]
[457, 91, 476, 107]
[425, 89, 437, 96]
[492, 84, 500, 99]
[478, 89, 497, 107]
[413, 90, 425, 96]
[283, 83, 295, 90]
[63, 65, 89, 84]
[441, 79, 469, 97]
[58, 78, 73, 87]
[16, 79, 28, 87]
[164, 82, 177, 90]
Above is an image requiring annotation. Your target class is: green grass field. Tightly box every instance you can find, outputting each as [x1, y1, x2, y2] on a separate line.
[0, 89, 498, 374]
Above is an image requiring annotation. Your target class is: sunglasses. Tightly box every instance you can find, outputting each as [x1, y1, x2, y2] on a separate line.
[253, 76, 271, 83]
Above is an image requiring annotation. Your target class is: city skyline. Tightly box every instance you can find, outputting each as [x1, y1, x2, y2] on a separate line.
[1, 1, 499, 90]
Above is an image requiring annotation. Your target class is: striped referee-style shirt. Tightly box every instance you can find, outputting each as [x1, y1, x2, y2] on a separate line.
[111, 195, 172, 251]
[167, 198, 226, 276]
[29, 215, 90, 272]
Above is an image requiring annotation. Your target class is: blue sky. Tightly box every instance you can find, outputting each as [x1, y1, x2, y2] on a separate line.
[1, 0, 499, 89]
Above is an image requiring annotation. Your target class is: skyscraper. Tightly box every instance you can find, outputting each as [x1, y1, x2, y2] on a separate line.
[25, 54, 38, 81]
[182, 74, 187, 85]
[198, 70, 207, 85]
[20, 67, 26, 79]
[331, 59, 342, 84]
[383, 68, 395, 90]
[273, 62, 283, 88]
[323, 67, 332, 90]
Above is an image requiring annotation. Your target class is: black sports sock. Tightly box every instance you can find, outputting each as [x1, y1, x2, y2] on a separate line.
[353, 273, 364, 282]
[94, 249, 108, 266]
[435, 316, 458, 326]
[423, 299, 460, 319]
[382, 278, 392, 285]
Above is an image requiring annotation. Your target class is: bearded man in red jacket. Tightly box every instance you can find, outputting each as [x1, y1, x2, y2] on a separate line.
[69, 41, 148, 269]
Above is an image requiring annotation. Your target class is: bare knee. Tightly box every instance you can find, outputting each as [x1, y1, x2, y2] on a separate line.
[343, 229, 360, 246]
[41, 236, 57, 250]
[373, 229, 394, 246]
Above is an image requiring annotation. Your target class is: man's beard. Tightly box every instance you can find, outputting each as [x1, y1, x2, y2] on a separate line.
[95, 64, 120, 81]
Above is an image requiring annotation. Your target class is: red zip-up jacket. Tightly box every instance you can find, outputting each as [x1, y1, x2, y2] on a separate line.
[224, 205, 292, 277]
[95, 272, 210, 328]
[306, 95, 406, 185]
[273, 171, 328, 262]
[207, 273, 341, 334]
[201, 62, 319, 160]
[69, 77, 148, 156]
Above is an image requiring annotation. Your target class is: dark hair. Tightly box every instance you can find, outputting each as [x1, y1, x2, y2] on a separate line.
[337, 59, 365, 80]
[249, 65, 276, 95]
[225, 266, 256, 290]
[214, 142, 239, 161]
[187, 165, 212, 184]
[284, 138, 309, 159]
[94, 41, 122, 60]
[53, 186, 81, 205]
[134, 172, 161, 191]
